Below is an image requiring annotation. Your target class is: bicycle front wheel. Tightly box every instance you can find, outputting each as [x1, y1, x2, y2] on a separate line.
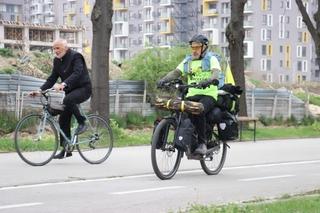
[151, 118, 182, 180]
[200, 140, 227, 175]
[14, 114, 59, 166]
[77, 114, 113, 164]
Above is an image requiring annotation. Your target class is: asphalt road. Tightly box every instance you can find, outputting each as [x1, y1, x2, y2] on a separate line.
[0, 138, 320, 212]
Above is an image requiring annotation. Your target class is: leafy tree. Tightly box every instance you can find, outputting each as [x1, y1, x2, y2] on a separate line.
[122, 45, 189, 93]
[90, 0, 113, 119]
[226, 0, 248, 117]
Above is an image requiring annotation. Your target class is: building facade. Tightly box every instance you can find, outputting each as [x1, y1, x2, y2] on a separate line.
[0, 0, 319, 83]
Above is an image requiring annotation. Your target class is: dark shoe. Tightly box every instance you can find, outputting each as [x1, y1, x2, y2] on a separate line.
[65, 151, 72, 158]
[53, 149, 66, 159]
[76, 123, 87, 135]
[194, 143, 207, 155]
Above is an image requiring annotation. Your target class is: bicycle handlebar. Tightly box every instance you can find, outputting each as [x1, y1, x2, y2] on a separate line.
[158, 79, 218, 90]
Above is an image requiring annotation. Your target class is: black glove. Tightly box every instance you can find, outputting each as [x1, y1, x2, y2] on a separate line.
[156, 79, 167, 88]
[198, 79, 219, 89]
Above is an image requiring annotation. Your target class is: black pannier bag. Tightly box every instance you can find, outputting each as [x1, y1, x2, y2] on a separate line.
[217, 84, 242, 114]
[48, 103, 65, 116]
[174, 118, 194, 151]
[218, 111, 238, 141]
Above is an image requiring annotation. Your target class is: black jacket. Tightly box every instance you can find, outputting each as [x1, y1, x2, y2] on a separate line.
[41, 49, 91, 92]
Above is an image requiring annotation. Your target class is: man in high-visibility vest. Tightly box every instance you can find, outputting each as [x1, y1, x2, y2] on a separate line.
[157, 34, 221, 155]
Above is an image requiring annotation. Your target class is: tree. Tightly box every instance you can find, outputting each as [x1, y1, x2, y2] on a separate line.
[90, 0, 113, 119]
[296, 0, 320, 69]
[225, 0, 248, 117]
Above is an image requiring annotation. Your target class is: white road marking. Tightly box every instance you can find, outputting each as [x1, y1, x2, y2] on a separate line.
[239, 174, 296, 182]
[0, 202, 43, 210]
[0, 159, 319, 191]
[111, 186, 186, 195]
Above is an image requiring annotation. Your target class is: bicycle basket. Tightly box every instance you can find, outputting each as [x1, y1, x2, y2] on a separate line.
[48, 103, 65, 116]
[155, 98, 204, 115]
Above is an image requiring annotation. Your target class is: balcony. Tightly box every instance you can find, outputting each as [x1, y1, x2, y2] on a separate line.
[203, 3, 218, 17]
[160, 0, 173, 7]
[113, 0, 128, 10]
[160, 19, 173, 34]
[244, 5, 254, 13]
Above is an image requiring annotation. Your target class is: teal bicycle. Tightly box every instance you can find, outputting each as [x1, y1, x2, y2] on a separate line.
[14, 89, 113, 166]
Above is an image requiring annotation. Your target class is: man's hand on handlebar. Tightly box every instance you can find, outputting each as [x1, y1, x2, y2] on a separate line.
[198, 79, 219, 89]
[156, 79, 167, 88]
[53, 83, 66, 92]
[28, 90, 41, 97]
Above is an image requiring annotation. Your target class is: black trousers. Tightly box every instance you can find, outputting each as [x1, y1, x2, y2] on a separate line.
[59, 86, 91, 145]
[187, 95, 216, 145]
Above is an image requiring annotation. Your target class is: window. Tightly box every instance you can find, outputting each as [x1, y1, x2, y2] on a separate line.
[302, 60, 307, 72]
[267, 59, 271, 70]
[286, 0, 291, 9]
[298, 32, 303, 42]
[279, 15, 285, 38]
[286, 16, 290, 24]
[286, 75, 289, 82]
[262, 45, 267, 55]
[303, 32, 308, 42]
[297, 61, 302, 71]
[297, 16, 303, 28]
[280, 60, 283, 67]
[280, 45, 283, 53]
[262, 15, 267, 25]
[267, 29, 272, 40]
[279, 74, 284, 83]
[261, 59, 269, 71]
[286, 31, 290, 39]
[267, 44, 272, 56]
[261, 28, 267, 41]
[267, 14, 273, 26]
[267, 73, 273, 82]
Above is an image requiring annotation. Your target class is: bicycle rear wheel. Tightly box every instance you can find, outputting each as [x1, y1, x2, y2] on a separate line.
[14, 114, 58, 166]
[77, 114, 113, 164]
[151, 118, 182, 180]
[200, 140, 227, 175]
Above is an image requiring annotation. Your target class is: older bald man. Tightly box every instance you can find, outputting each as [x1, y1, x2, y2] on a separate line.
[40, 38, 92, 159]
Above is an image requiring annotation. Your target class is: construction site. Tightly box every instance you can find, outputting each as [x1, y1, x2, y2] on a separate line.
[0, 20, 83, 52]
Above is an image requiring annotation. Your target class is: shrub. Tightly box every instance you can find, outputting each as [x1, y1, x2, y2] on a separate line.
[109, 113, 127, 129]
[126, 111, 144, 127]
[0, 48, 14, 57]
[0, 67, 15, 74]
[0, 111, 18, 135]
[259, 115, 273, 126]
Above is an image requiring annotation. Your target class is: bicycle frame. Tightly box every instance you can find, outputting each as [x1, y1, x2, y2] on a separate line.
[37, 90, 94, 148]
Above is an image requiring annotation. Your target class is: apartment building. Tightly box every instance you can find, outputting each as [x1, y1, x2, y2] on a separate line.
[244, 0, 318, 83]
[23, 0, 55, 24]
[0, 0, 319, 83]
[111, 0, 319, 83]
[0, 0, 23, 22]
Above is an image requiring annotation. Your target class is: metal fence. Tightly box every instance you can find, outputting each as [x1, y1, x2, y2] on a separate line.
[0, 74, 308, 120]
[246, 88, 307, 119]
[0, 74, 154, 119]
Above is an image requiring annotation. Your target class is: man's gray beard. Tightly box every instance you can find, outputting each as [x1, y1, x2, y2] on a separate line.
[191, 54, 200, 60]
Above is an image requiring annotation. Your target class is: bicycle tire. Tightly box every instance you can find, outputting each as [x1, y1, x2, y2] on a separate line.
[151, 118, 182, 180]
[200, 141, 227, 175]
[77, 114, 113, 164]
[14, 114, 59, 166]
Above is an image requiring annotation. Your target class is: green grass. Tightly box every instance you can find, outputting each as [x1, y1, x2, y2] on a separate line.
[183, 193, 320, 213]
[295, 92, 320, 106]
[241, 126, 320, 141]
[2, 125, 320, 152]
